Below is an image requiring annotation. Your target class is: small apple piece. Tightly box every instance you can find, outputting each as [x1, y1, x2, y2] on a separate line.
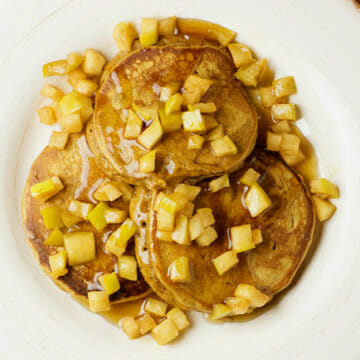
[244, 183, 272, 217]
[59, 113, 83, 133]
[42, 60, 67, 77]
[99, 272, 120, 295]
[172, 215, 190, 245]
[240, 168, 261, 187]
[168, 192, 189, 212]
[145, 298, 168, 317]
[60, 209, 82, 228]
[64, 232, 96, 266]
[59, 91, 93, 122]
[169, 256, 192, 283]
[69, 200, 94, 220]
[87, 202, 109, 231]
[74, 79, 98, 97]
[93, 181, 122, 202]
[189, 213, 205, 240]
[234, 284, 270, 308]
[266, 132, 282, 151]
[210, 135, 238, 157]
[159, 81, 181, 102]
[280, 150, 305, 166]
[139, 18, 158, 47]
[209, 303, 232, 320]
[118, 255, 138, 281]
[252, 229, 263, 245]
[188, 102, 216, 113]
[280, 133, 300, 154]
[44, 228, 64, 246]
[178, 202, 195, 218]
[66, 52, 84, 73]
[195, 226, 218, 246]
[273, 76, 297, 99]
[132, 102, 159, 121]
[41, 207, 64, 229]
[88, 291, 111, 312]
[104, 208, 127, 224]
[49, 251, 68, 278]
[158, 194, 177, 213]
[207, 124, 224, 141]
[197, 208, 215, 228]
[40, 84, 64, 102]
[139, 150, 156, 173]
[271, 104, 296, 121]
[271, 120, 291, 134]
[209, 174, 230, 193]
[115, 181, 134, 202]
[313, 196, 337, 221]
[227, 43, 255, 67]
[174, 184, 201, 201]
[182, 75, 213, 105]
[165, 93, 182, 115]
[82, 49, 106, 76]
[158, 104, 182, 133]
[188, 135, 204, 150]
[38, 106, 56, 125]
[67, 67, 87, 87]
[225, 297, 250, 316]
[136, 312, 157, 335]
[113, 22, 138, 51]
[231, 224, 255, 253]
[121, 317, 141, 339]
[157, 208, 175, 232]
[166, 308, 190, 331]
[31, 176, 64, 201]
[151, 318, 179, 345]
[182, 109, 206, 132]
[234, 59, 267, 87]
[137, 116, 163, 150]
[310, 178, 339, 199]
[259, 86, 277, 107]
[124, 109, 143, 139]
[203, 115, 218, 130]
[213, 250, 239, 276]
[48, 131, 68, 150]
[158, 16, 177, 36]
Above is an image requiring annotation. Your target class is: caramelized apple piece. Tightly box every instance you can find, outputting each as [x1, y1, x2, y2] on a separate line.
[118, 255, 138, 281]
[280, 133, 300, 154]
[158, 16, 177, 36]
[174, 184, 201, 201]
[234, 284, 270, 307]
[259, 86, 277, 107]
[169, 256, 192, 283]
[188, 102, 216, 113]
[172, 215, 190, 245]
[113, 22, 138, 51]
[310, 178, 339, 199]
[145, 298, 168, 317]
[188, 135, 204, 150]
[273, 76, 297, 99]
[49, 251, 68, 278]
[67, 67, 87, 87]
[74, 79, 98, 97]
[252, 229, 263, 245]
[41, 207, 64, 229]
[166, 308, 190, 331]
[104, 208, 127, 224]
[157, 208, 175, 232]
[189, 213, 205, 240]
[266, 132, 282, 151]
[38, 106, 56, 125]
[165, 93, 182, 115]
[159, 81, 181, 102]
[40, 84, 64, 102]
[280, 150, 305, 166]
[209, 303, 232, 320]
[209, 174, 230, 193]
[124, 109, 143, 139]
[44, 228, 64, 246]
[271, 120, 291, 134]
[121, 317, 141, 339]
[59, 113, 83, 133]
[93, 181, 122, 202]
[213, 251, 239, 276]
[195, 226, 218, 246]
[244, 183, 272, 217]
[197, 208, 215, 227]
[231, 224, 255, 253]
[31, 176, 64, 201]
[227, 43, 255, 67]
[64, 232, 96, 266]
[42, 60, 67, 77]
[234, 59, 267, 87]
[99, 272, 120, 295]
[139, 18, 158, 47]
[210, 135, 237, 157]
[59, 91, 93, 121]
[203, 115, 218, 130]
[157, 230, 173, 242]
[225, 297, 250, 315]
[60, 209, 82, 227]
[240, 168, 261, 187]
[158, 104, 182, 133]
[137, 116, 163, 149]
[82, 49, 106, 76]
[136, 312, 156, 335]
[313, 196, 337, 221]
[88, 291, 111, 312]
[69, 200, 93, 219]
[48, 131, 68, 150]
[66, 52, 84, 73]
[132, 102, 158, 121]
[87, 202, 109, 231]
[182, 75, 213, 105]
[151, 319, 179, 345]
[271, 104, 296, 121]
[182, 109, 206, 132]
[207, 124, 224, 141]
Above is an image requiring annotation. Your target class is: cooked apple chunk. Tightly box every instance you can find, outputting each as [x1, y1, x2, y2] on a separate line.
[59, 113, 83, 133]
[259, 86, 277, 107]
[271, 104, 296, 121]
[266, 131, 282, 151]
[234, 59, 267, 87]
[104, 208, 127, 224]
[113, 22, 138, 51]
[203, 115, 218, 130]
[252, 229, 263, 245]
[239, 168, 261, 187]
[231, 224, 255, 253]
[271, 120, 291, 134]
[273, 76, 297, 99]
[31, 176, 64, 201]
[82, 49, 106, 76]
[74, 79, 98, 97]
[121, 317, 141, 339]
[195, 226, 218, 246]
[88, 291, 111, 312]
[139, 150, 156, 173]
[136, 312, 157, 335]
[139, 18, 158, 47]
[40, 84, 64, 102]
[207, 124, 224, 141]
[99, 272, 120, 295]
[151, 318, 179, 345]
[158, 193, 177, 213]
[41, 207, 64, 229]
[182, 109, 206, 132]
[115, 181, 134, 202]
[48, 131, 68, 150]
[166, 308, 189, 331]
[310, 178, 339, 199]
[67, 67, 87, 87]
[60, 209, 82, 228]
[69, 200, 94, 219]
[137, 116, 163, 149]
[93, 181, 122, 202]
[209, 303, 232, 320]
[118, 255, 138, 281]
[234, 284, 270, 308]
[225, 297, 250, 315]
[59, 91, 93, 121]
[188, 134, 204, 150]
[157, 208, 175, 232]
[227, 43, 255, 68]
[158, 104, 182, 133]
[66, 52, 84, 73]
[132, 102, 159, 121]
[197, 208, 215, 228]
[87, 202, 109, 231]
[280, 150, 305, 166]
[159, 81, 181, 102]
[245, 183, 272, 217]
[280, 133, 300, 154]
[64, 232, 95, 266]
[49, 251, 68, 278]
[42, 60, 67, 77]
[188, 102, 217, 113]
[313, 196, 337, 221]
[210, 135, 238, 157]
[165, 93, 182, 115]
[44, 228, 64, 246]
[182, 75, 213, 105]
[159, 16, 177, 36]
[169, 256, 192, 283]
[172, 215, 190, 245]
[124, 109, 143, 139]
[213, 251, 239, 276]
[38, 106, 56, 125]
[179, 202, 195, 218]
[174, 183, 201, 201]
[189, 213, 205, 241]
[209, 174, 230, 193]
[145, 298, 168, 317]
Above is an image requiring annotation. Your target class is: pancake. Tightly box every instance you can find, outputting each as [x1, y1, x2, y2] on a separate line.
[145, 150, 315, 312]
[91, 45, 257, 187]
[22, 134, 150, 303]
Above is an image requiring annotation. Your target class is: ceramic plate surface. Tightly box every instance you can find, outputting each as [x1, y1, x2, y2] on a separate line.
[0, 0, 359, 359]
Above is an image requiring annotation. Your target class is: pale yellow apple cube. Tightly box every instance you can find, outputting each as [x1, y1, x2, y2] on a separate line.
[174, 183, 201, 201]
[195, 226, 218, 246]
[136, 312, 156, 335]
[266, 132, 282, 151]
[59, 91, 93, 121]
[38, 106, 56, 125]
[31, 176, 64, 201]
[171, 215, 190, 245]
[74, 79, 98, 97]
[139, 150, 156, 173]
[40, 84, 64, 102]
[67, 67, 87, 87]
[210, 135, 237, 157]
[234, 284, 270, 308]
[166, 308, 190, 331]
[271, 120, 291, 134]
[118, 255, 138, 281]
[273, 76, 297, 99]
[165, 93, 182, 115]
[83, 49, 106, 76]
[158, 104, 182, 133]
[124, 109, 143, 139]
[259, 86, 276, 107]
[64, 232, 95, 266]
[121, 316, 141, 339]
[59, 113, 83, 133]
[310, 178, 339, 199]
[271, 104, 296, 121]
[188, 102, 216, 113]
[69, 200, 94, 219]
[42, 60, 67, 77]
[137, 116, 163, 150]
[113, 22, 138, 51]
[280, 133, 300, 154]
[48, 131, 69, 150]
[252, 229, 263, 245]
[209, 174, 230, 193]
[227, 43, 255, 67]
[313, 196, 337, 221]
[104, 208, 127, 224]
[239, 168, 261, 187]
[182, 109, 206, 132]
[178, 202, 195, 218]
[157, 208, 175, 232]
[139, 18, 158, 47]
[151, 318, 179, 345]
[169, 256, 192, 283]
[209, 303, 232, 320]
[197, 208, 215, 228]
[207, 124, 225, 141]
[203, 115, 218, 130]
[158, 16, 177, 36]
[49, 251, 68, 278]
[188, 135, 204, 150]
[213, 251, 239, 276]
[234, 59, 267, 87]
[93, 181, 122, 202]
[189, 213, 205, 240]
[88, 291, 111, 312]
[225, 297, 250, 315]
[145, 298, 168, 317]
[280, 150, 305, 166]
[244, 183, 272, 217]
[99, 272, 120, 295]
[231, 224, 255, 253]
[159, 81, 181, 102]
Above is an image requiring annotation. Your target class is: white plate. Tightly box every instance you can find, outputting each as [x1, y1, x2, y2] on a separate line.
[0, 0, 359, 359]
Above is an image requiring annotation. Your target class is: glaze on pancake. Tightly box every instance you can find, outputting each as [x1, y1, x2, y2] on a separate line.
[146, 150, 315, 312]
[92, 45, 257, 187]
[22, 134, 150, 303]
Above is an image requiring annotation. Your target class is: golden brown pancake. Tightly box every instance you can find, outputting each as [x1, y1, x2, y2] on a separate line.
[145, 150, 315, 312]
[91, 45, 257, 187]
[22, 134, 150, 303]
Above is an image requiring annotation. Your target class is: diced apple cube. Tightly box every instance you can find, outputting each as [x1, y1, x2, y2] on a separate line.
[158, 193, 177, 213]
[207, 124, 225, 141]
[139, 150, 156, 173]
[209, 174, 230, 193]
[240, 168, 261, 187]
[41, 207, 64, 229]
[160, 82, 181, 102]
[172, 215, 190, 245]
[182, 75, 213, 105]
[87, 202, 109, 231]
[157, 207, 175, 232]
[166, 307, 190, 331]
[31, 176, 64, 201]
[271, 120, 291, 134]
[197, 208, 215, 228]
[158, 104, 182, 133]
[113, 22, 138, 51]
[59, 113, 83, 133]
[115, 181, 134, 202]
[165, 93, 182, 115]
[66, 52, 84, 73]
[118, 255, 138, 281]
[169, 256, 192, 283]
[42, 60, 67, 77]
[82, 49, 106, 76]
[74, 79, 98, 97]
[88, 291, 111, 312]
[188, 102, 217, 113]
[203, 115, 218, 130]
[67, 67, 87, 87]
[145, 298, 168, 317]
[139, 18, 158, 47]
[151, 318, 179, 345]
[280, 133, 300, 154]
[44, 228, 64, 246]
[252, 229, 263, 245]
[271, 104, 296, 121]
[104, 208, 127, 224]
[273, 76, 297, 99]
[225, 297, 250, 315]
[137, 116, 163, 149]
[231, 224, 255, 253]
[313, 196, 337, 221]
[310, 178, 339, 199]
[182, 109, 206, 132]
[136, 312, 157, 335]
[234, 59, 267, 87]
[169, 192, 189, 212]
[189, 213, 205, 240]
[174, 183, 201, 201]
[40, 84, 64, 102]
[99, 272, 120, 295]
[158, 16, 177, 36]
[93, 181, 122, 202]
[280, 150, 305, 166]
[266, 132, 282, 151]
[69, 200, 94, 219]
[244, 183, 272, 217]
[60, 209, 82, 228]
[49, 251, 68, 278]
[59, 91, 93, 121]
[178, 202, 195, 218]
[209, 303, 232, 320]
[132, 102, 159, 121]
[157, 230, 173, 242]
[210, 135, 238, 157]
[48, 131, 68, 150]
[188, 134, 204, 150]
[195, 226, 218, 246]
[64, 232, 95, 266]
[234, 284, 270, 308]
[213, 251, 239, 276]
[259, 86, 277, 107]
[124, 109, 143, 139]
[38, 106, 56, 125]
[227, 43, 255, 68]
[121, 317, 141, 339]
